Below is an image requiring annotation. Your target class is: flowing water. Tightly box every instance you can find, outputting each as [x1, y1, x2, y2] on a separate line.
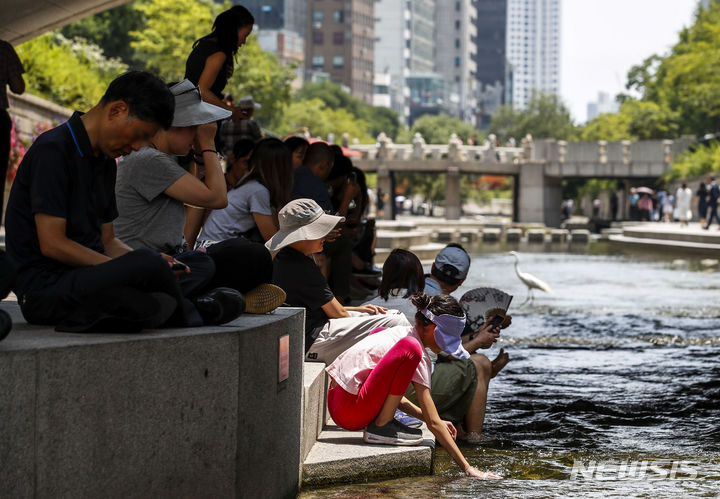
[302, 243, 720, 498]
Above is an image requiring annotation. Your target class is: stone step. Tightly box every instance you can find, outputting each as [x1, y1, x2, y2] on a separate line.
[376, 230, 432, 249]
[302, 362, 328, 462]
[482, 227, 502, 242]
[526, 229, 547, 243]
[375, 243, 446, 266]
[302, 422, 435, 488]
[622, 226, 720, 245]
[375, 221, 417, 232]
[608, 234, 720, 255]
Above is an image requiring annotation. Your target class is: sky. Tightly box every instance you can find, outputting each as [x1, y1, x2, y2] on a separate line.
[561, 0, 701, 124]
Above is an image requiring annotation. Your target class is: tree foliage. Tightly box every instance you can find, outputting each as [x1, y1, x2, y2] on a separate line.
[489, 91, 575, 141]
[398, 113, 482, 144]
[60, 3, 145, 66]
[295, 81, 401, 140]
[16, 33, 127, 110]
[274, 98, 373, 143]
[130, 0, 219, 82]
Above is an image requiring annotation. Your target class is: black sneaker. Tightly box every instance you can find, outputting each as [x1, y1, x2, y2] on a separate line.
[363, 419, 423, 446]
[193, 287, 246, 325]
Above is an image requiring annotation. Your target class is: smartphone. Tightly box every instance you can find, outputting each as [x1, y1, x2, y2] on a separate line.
[171, 262, 188, 271]
[488, 315, 505, 328]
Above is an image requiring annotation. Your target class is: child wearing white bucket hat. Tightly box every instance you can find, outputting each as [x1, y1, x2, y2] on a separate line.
[269, 198, 411, 362]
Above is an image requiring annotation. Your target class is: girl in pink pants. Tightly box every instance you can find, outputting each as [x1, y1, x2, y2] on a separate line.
[325, 293, 502, 479]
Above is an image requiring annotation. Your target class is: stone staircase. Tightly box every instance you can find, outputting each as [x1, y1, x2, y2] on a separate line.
[300, 362, 434, 488]
[607, 223, 720, 255]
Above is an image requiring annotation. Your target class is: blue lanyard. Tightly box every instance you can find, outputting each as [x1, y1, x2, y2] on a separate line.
[65, 121, 84, 158]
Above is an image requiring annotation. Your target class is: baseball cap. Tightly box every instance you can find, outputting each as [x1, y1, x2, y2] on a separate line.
[431, 245, 470, 285]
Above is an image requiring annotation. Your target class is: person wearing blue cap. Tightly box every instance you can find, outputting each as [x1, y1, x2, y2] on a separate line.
[413, 243, 510, 444]
[325, 292, 502, 479]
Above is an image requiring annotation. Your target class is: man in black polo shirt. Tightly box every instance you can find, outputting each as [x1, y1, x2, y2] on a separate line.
[5, 71, 242, 331]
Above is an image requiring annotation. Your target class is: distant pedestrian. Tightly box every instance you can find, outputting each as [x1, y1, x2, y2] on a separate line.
[675, 182, 692, 227]
[697, 181, 709, 226]
[219, 95, 262, 157]
[1, 39, 25, 225]
[704, 177, 720, 229]
[638, 194, 653, 221]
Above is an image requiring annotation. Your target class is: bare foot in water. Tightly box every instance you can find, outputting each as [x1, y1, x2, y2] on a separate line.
[491, 348, 509, 378]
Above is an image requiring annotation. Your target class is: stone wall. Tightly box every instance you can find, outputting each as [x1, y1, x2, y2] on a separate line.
[0, 303, 306, 499]
[8, 91, 72, 143]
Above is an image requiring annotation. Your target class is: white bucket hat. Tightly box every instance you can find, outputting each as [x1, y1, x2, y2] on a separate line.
[265, 199, 344, 255]
[170, 79, 231, 127]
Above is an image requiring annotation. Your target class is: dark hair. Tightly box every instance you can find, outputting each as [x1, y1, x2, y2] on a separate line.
[284, 136, 309, 154]
[411, 293, 464, 326]
[699, 182, 707, 193]
[353, 166, 369, 214]
[101, 71, 174, 129]
[303, 142, 334, 167]
[379, 249, 424, 300]
[232, 138, 255, 160]
[327, 154, 353, 180]
[430, 243, 469, 285]
[239, 138, 292, 208]
[195, 6, 255, 59]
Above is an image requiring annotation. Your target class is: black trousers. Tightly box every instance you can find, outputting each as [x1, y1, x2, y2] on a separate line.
[706, 203, 719, 228]
[0, 109, 11, 225]
[204, 237, 272, 292]
[19, 249, 205, 329]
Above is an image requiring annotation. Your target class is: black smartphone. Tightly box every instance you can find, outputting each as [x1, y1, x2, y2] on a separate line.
[171, 262, 188, 271]
[488, 315, 504, 328]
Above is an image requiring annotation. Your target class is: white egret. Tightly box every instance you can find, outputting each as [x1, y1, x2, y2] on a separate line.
[508, 251, 552, 304]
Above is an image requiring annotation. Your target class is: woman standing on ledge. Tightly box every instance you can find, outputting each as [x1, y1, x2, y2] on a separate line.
[185, 6, 254, 126]
[325, 293, 502, 479]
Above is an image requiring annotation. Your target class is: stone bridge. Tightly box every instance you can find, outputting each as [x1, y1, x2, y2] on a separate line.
[352, 135, 694, 227]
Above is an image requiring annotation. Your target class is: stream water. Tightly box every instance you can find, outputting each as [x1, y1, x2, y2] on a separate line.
[301, 244, 720, 498]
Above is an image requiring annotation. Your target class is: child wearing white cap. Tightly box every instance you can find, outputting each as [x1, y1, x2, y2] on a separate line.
[267, 198, 410, 362]
[325, 292, 501, 479]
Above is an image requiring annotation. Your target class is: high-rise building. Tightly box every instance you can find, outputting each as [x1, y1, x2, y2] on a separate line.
[238, 1, 307, 36]
[434, 0, 478, 121]
[257, 29, 305, 89]
[586, 91, 619, 122]
[374, 0, 437, 123]
[506, 0, 561, 109]
[306, 0, 375, 104]
[475, 0, 508, 129]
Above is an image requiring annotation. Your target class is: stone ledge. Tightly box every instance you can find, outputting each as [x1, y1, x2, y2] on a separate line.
[0, 302, 306, 499]
[302, 423, 435, 488]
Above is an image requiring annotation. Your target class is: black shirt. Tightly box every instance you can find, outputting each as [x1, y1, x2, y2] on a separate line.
[6, 112, 118, 295]
[292, 166, 333, 213]
[185, 39, 229, 100]
[272, 247, 335, 335]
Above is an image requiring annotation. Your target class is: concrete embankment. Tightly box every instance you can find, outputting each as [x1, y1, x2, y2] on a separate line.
[606, 222, 720, 256]
[0, 302, 305, 499]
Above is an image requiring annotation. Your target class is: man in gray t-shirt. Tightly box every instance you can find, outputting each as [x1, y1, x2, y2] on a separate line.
[115, 147, 188, 253]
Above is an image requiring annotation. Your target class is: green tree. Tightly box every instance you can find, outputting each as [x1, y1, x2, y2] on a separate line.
[295, 81, 401, 140]
[228, 36, 296, 126]
[130, 0, 219, 82]
[16, 33, 127, 110]
[577, 112, 632, 141]
[60, 3, 145, 66]
[489, 91, 575, 141]
[402, 114, 481, 144]
[275, 98, 373, 143]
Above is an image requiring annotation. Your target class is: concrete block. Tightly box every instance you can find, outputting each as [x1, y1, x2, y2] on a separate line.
[505, 228, 522, 242]
[302, 362, 327, 461]
[434, 228, 456, 242]
[527, 229, 546, 243]
[551, 229, 569, 243]
[0, 303, 305, 499]
[482, 228, 502, 242]
[0, 350, 35, 499]
[570, 229, 591, 243]
[302, 424, 435, 487]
